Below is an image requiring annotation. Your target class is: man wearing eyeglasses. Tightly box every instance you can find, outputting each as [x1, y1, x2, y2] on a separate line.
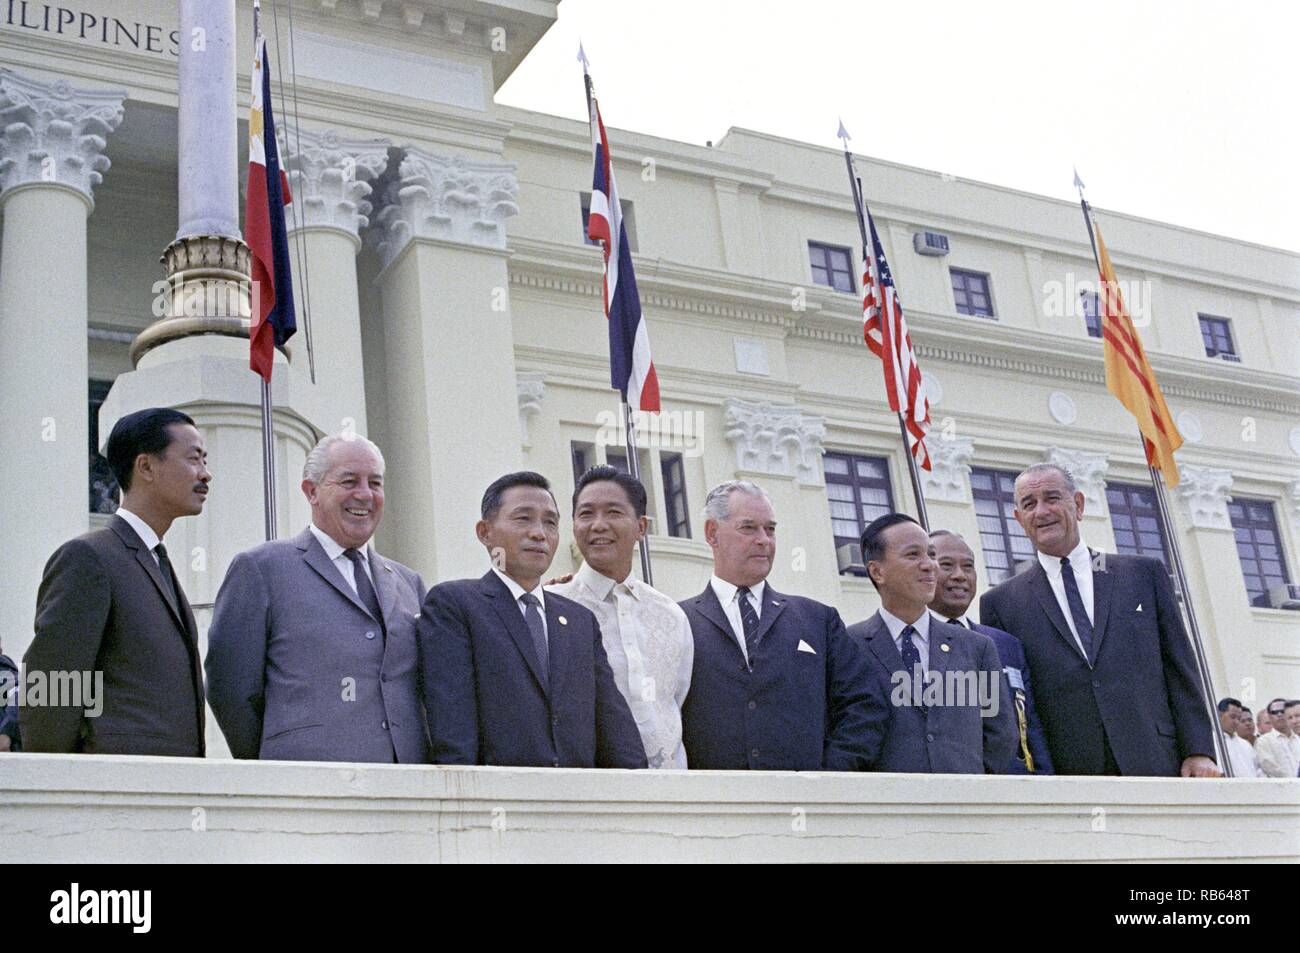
[1254, 698, 1300, 778]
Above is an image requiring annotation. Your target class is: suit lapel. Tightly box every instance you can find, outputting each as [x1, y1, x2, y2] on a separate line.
[752, 585, 789, 648]
[1088, 549, 1113, 663]
[691, 585, 745, 660]
[369, 549, 398, 629]
[1027, 562, 1086, 661]
[298, 530, 373, 620]
[111, 517, 188, 635]
[863, 613, 907, 674]
[480, 572, 550, 697]
[544, 597, 570, 701]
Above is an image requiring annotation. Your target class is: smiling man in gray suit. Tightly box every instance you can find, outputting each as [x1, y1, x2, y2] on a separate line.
[207, 434, 428, 763]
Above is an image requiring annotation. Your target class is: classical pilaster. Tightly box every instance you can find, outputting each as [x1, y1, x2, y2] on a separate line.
[0, 70, 125, 663]
[516, 372, 546, 452]
[283, 128, 391, 436]
[372, 145, 521, 581]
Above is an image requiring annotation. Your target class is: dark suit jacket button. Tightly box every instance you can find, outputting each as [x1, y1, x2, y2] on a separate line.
[365, 631, 376, 640]
[750, 748, 760, 759]
[1092, 680, 1101, 688]
[552, 758, 560, 767]
[747, 700, 757, 711]
[381, 720, 389, 730]
[552, 714, 560, 725]
[926, 733, 935, 742]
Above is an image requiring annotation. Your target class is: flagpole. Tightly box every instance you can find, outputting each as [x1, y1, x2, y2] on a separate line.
[581, 44, 654, 586]
[252, 0, 278, 542]
[839, 130, 929, 530]
[1073, 174, 1227, 775]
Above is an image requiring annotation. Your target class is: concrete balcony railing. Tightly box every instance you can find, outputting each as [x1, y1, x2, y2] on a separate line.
[3, 754, 1298, 863]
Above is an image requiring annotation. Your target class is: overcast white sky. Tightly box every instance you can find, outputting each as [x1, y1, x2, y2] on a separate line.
[497, 0, 1299, 254]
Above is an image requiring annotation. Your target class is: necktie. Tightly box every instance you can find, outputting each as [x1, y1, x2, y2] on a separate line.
[343, 548, 384, 634]
[1059, 556, 1095, 660]
[736, 587, 761, 661]
[899, 624, 923, 674]
[519, 592, 549, 686]
[947, 618, 964, 627]
[154, 543, 179, 609]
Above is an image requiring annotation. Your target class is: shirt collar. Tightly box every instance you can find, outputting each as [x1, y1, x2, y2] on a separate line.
[116, 507, 161, 552]
[492, 566, 546, 609]
[879, 606, 931, 643]
[576, 560, 637, 602]
[1037, 537, 1091, 578]
[930, 609, 972, 628]
[710, 574, 765, 608]
[309, 522, 369, 562]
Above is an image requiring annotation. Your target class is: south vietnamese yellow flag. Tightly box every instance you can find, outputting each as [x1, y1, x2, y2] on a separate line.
[1095, 222, 1183, 487]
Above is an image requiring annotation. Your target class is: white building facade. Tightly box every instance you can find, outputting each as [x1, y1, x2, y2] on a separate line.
[2, 0, 1298, 763]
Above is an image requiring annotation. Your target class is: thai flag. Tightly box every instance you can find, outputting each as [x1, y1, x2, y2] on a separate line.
[585, 84, 659, 413]
[245, 28, 296, 383]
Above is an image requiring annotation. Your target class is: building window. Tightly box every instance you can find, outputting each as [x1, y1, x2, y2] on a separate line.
[971, 467, 1035, 585]
[89, 379, 118, 514]
[571, 441, 595, 487]
[1228, 497, 1291, 608]
[1198, 314, 1239, 362]
[579, 193, 637, 251]
[1106, 482, 1170, 570]
[1080, 290, 1103, 338]
[824, 452, 894, 575]
[808, 241, 855, 293]
[659, 452, 691, 539]
[950, 268, 994, 318]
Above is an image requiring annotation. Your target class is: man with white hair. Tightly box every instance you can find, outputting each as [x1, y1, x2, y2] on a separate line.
[678, 480, 888, 770]
[207, 434, 430, 763]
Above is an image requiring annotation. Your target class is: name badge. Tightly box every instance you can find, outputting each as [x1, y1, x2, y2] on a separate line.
[1004, 667, 1025, 691]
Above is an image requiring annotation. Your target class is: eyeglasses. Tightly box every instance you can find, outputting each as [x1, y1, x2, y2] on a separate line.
[1268, 709, 1285, 716]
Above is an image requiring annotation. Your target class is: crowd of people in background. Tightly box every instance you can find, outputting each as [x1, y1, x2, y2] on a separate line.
[4, 407, 1295, 780]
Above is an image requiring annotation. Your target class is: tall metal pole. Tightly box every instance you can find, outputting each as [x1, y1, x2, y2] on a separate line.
[839, 129, 929, 529]
[1073, 175, 1228, 774]
[254, 0, 278, 543]
[622, 401, 654, 587]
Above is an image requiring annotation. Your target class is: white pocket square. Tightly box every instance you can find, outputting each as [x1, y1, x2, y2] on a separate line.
[797, 640, 817, 655]
[1136, 604, 1144, 612]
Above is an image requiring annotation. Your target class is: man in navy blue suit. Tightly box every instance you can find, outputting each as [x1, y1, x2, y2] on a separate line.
[679, 480, 888, 771]
[846, 514, 1017, 774]
[979, 463, 1218, 777]
[927, 529, 1053, 774]
[418, 471, 645, 768]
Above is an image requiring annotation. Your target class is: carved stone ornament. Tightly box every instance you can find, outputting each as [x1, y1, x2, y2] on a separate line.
[1046, 447, 1109, 511]
[281, 128, 391, 240]
[722, 399, 826, 486]
[1174, 465, 1234, 530]
[922, 436, 974, 503]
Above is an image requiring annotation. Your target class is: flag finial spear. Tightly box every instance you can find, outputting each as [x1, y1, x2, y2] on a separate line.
[1073, 165, 1086, 197]
[577, 41, 590, 73]
[837, 118, 851, 148]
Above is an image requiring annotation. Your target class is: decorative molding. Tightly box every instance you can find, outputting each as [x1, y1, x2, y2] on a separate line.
[1289, 427, 1300, 457]
[1046, 447, 1109, 510]
[375, 147, 518, 265]
[1289, 480, 1300, 526]
[1177, 411, 1204, 443]
[516, 372, 546, 449]
[282, 128, 390, 241]
[923, 436, 974, 503]
[0, 69, 126, 201]
[1175, 465, 1234, 530]
[733, 337, 770, 376]
[722, 399, 825, 486]
[1048, 391, 1077, 426]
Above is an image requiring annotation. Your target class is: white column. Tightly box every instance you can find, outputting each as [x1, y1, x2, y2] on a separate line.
[0, 71, 125, 663]
[282, 129, 390, 438]
[372, 147, 521, 581]
[176, 0, 238, 239]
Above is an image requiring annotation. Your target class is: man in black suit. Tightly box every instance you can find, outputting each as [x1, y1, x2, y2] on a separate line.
[979, 462, 1218, 777]
[22, 408, 211, 755]
[419, 471, 645, 768]
[679, 480, 887, 771]
[846, 514, 1016, 774]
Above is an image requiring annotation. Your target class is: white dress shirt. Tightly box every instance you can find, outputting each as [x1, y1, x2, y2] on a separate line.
[116, 507, 162, 565]
[491, 566, 548, 646]
[549, 561, 694, 769]
[1255, 728, 1300, 779]
[709, 575, 765, 663]
[1037, 538, 1095, 660]
[878, 606, 931, 677]
[1223, 733, 1265, 778]
[308, 523, 374, 597]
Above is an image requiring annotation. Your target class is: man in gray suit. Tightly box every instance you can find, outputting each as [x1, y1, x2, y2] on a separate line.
[846, 513, 1016, 774]
[22, 408, 211, 755]
[207, 434, 428, 763]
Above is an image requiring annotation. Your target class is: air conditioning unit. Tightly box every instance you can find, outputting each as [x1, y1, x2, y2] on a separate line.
[1266, 584, 1300, 610]
[913, 231, 950, 257]
[837, 543, 867, 576]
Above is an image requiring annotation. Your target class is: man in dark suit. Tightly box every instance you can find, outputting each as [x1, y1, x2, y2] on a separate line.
[207, 435, 429, 763]
[846, 514, 1016, 774]
[22, 408, 210, 755]
[419, 471, 645, 768]
[979, 463, 1218, 777]
[927, 529, 1053, 774]
[680, 480, 887, 771]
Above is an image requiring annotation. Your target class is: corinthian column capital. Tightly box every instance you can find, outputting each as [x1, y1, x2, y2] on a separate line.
[0, 69, 126, 205]
[282, 128, 391, 244]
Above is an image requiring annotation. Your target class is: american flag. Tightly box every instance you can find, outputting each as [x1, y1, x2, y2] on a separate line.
[584, 71, 660, 413]
[862, 208, 931, 470]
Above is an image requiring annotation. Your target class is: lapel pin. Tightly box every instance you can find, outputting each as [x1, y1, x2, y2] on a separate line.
[385, 565, 393, 573]
[559, 615, 568, 625]
[941, 643, 951, 653]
